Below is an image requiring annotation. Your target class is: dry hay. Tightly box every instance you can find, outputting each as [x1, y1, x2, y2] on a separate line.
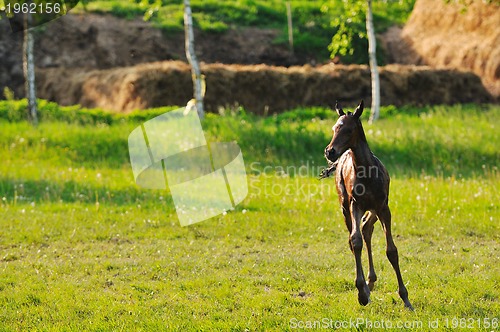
[37, 61, 493, 113]
[387, 0, 500, 97]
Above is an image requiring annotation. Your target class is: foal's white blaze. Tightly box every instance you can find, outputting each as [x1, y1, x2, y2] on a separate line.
[333, 119, 344, 131]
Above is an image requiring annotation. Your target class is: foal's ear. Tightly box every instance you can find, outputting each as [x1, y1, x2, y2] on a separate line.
[335, 100, 345, 116]
[353, 100, 364, 119]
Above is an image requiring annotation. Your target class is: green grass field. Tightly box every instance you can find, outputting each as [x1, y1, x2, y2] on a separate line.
[0, 101, 499, 331]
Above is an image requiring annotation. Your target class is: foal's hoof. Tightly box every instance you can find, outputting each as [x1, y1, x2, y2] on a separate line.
[405, 302, 415, 311]
[356, 281, 371, 306]
[358, 292, 370, 306]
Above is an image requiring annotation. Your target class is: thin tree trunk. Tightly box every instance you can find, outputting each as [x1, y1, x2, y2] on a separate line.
[366, 0, 380, 124]
[23, 10, 38, 126]
[183, 0, 204, 119]
[286, 2, 294, 55]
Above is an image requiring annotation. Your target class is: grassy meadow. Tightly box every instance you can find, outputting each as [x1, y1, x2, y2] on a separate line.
[0, 101, 499, 331]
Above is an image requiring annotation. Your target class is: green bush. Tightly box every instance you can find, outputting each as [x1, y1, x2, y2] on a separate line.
[0, 99, 180, 125]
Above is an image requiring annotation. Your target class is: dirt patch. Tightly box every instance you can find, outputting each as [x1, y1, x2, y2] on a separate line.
[37, 61, 493, 114]
[0, 13, 298, 98]
[381, 0, 500, 98]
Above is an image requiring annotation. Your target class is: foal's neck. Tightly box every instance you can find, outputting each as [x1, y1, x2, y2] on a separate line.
[350, 127, 375, 168]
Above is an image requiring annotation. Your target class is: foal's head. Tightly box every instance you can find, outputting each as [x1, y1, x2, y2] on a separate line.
[324, 100, 365, 163]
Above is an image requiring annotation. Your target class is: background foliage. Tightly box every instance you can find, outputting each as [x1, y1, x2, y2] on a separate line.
[71, 0, 416, 64]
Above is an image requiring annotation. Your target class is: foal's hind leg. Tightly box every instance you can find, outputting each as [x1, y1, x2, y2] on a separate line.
[362, 211, 378, 291]
[378, 205, 414, 310]
[350, 201, 371, 306]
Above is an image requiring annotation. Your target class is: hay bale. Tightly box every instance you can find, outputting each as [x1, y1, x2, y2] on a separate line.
[37, 62, 193, 110]
[37, 61, 493, 113]
[390, 0, 500, 97]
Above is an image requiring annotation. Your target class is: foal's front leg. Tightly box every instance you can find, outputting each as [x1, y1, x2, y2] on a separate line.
[362, 212, 378, 291]
[350, 201, 371, 305]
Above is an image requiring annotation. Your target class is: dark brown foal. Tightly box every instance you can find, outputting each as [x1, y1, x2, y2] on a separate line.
[324, 100, 413, 310]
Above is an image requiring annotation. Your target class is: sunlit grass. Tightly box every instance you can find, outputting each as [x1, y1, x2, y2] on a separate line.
[0, 102, 498, 330]
[0, 175, 498, 330]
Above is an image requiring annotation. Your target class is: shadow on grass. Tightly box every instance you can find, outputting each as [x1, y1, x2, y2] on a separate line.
[372, 141, 498, 178]
[22, 130, 498, 179]
[235, 127, 497, 178]
[0, 177, 175, 210]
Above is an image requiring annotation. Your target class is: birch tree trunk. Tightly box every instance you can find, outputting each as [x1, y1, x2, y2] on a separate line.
[183, 0, 204, 119]
[366, 0, 380, 124]
[286, 2, 294, 55]
[23, 10, 38, 125]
